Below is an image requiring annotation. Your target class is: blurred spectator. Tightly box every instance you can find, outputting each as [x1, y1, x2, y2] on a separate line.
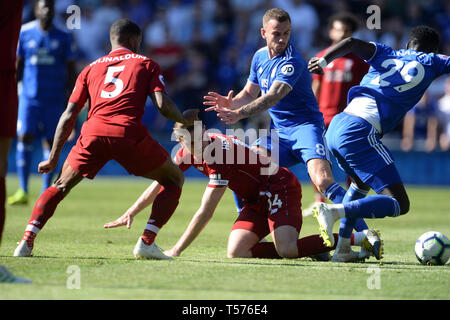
[401, 92, 438, 152]
[145, 22, 184, 88]
[125, 0, 152, 27]
[166, 0, 194, 45]
[73, 5, 106, 61]
[437, 77, 450, 151]
[144, 8, 168, 49]
[275, 0, 319, 56]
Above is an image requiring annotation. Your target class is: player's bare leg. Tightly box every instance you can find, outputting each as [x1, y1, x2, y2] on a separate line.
[271, 225, 300, 258]
[133, 158, 184, 260]
[14, 160, 83, 257]
[307, 158, 342, 200]
[227, 229, 260, 258]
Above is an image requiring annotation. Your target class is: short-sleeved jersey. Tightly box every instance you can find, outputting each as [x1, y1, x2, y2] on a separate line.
[248, 43, 323, 129]
[348, 42, 450, 134]
[312, 48, 369, 127]
[174, 133, 276, 202]
[17, 20, 75, 101]
[69, 47, 166, 138]
[0, 0, 23, 72]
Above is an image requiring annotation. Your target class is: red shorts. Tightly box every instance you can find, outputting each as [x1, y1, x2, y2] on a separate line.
[0, 71, 18, 138]
[67, 134, 169, 179]
[231, 168, 303, 239]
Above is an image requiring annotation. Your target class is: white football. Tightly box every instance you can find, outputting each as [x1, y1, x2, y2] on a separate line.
[415, 231, 450, 265]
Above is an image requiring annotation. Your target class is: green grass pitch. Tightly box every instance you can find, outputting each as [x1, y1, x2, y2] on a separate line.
[0, 176, 449, 300]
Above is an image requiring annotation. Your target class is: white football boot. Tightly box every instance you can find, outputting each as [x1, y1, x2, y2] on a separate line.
[0, 266, 32, 283]
[361, 229, 384, 260]
[332, 249, 362, 262]
[312, 202, 338, 247]
[13, 240, 33, 257]
[133, 238, 173, 260]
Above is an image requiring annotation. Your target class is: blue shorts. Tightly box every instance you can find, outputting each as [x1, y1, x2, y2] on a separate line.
[325, 112, 402, 193]
[252, 121, 330, 168]
[17, 97, 65, 140]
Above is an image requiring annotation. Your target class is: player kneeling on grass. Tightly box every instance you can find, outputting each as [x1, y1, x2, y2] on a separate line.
[105, 109, 382, 261]
[13, 18, 193, 260]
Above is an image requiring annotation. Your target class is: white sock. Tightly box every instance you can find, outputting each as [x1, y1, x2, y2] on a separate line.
[352, 231, 365, 247]
[330, 204, 346, 219]
[336, 236, 351, 252]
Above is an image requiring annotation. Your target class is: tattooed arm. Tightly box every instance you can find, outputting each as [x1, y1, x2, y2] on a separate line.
[216, 81, 292, 125]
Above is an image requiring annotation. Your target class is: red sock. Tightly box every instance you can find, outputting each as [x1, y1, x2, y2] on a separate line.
[142, 183, 182, 245]
[251, 234, 339, 259]
[0, 177, 5, 244]
[351, 234, 355, 245]
[141, 229, 156, 246]
[24, 186, 64, 244]
[297, 234, 338, 258]
[251, 242, 282, 259]
[22, 230, 36, 247]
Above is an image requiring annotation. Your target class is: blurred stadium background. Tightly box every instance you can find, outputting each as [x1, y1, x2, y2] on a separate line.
[9, 0, 450, 185]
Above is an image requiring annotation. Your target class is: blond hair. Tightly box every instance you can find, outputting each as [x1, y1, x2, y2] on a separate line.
[263, 8, 291, 26]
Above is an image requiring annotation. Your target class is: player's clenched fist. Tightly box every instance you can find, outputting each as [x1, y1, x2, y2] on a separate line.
[38, 159, 57, 174]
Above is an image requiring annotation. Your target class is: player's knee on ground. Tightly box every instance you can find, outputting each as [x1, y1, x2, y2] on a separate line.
[227, 243, 252, 258]
[275, 242, 298, 259]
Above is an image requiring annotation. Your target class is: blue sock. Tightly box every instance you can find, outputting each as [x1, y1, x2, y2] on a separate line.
[42, 148, 53, 192]
[340, 183, 370, 236]
[233, 191, 245, 214]
[342, 183, 369, 203]
[16, 141, 33, 192]
[343, 195, 401, 219]
[339, 217, 357, 238]
[324, 182, 346, 204]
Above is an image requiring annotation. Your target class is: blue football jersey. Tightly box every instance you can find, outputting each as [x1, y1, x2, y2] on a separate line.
[348, 42, 450, 134]
[248, 43, 323, 129]
[17, 20, 75, 102]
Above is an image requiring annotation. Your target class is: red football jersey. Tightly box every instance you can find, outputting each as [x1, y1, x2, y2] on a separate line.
[69, 47, 166, 138]
[312, 48, 369, 127]
[174, 133, 279, 202]
[0, 0, 23, 71]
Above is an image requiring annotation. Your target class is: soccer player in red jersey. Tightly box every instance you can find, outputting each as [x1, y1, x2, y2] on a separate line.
[306, 13, 370, 208]
[14, 19, 192, 260]
[105, 110, 381, 260]
[0, 0, 31, 283]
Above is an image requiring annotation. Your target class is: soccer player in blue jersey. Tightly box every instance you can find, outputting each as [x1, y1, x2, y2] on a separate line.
[308, 26, 449, 262]
[8, 0, 76, 205]
[204, 9, 349, 222]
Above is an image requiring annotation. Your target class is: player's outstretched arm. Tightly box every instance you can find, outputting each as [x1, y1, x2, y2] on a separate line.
[164, 186, 227, 257]
[215, 81, 291, 125]
[308, 37, 376, 74]
[104, 180, 162, 229]
[38, 102, 81, 174]
[150, 91, 193, 126]
[204, 81, 260, 112]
